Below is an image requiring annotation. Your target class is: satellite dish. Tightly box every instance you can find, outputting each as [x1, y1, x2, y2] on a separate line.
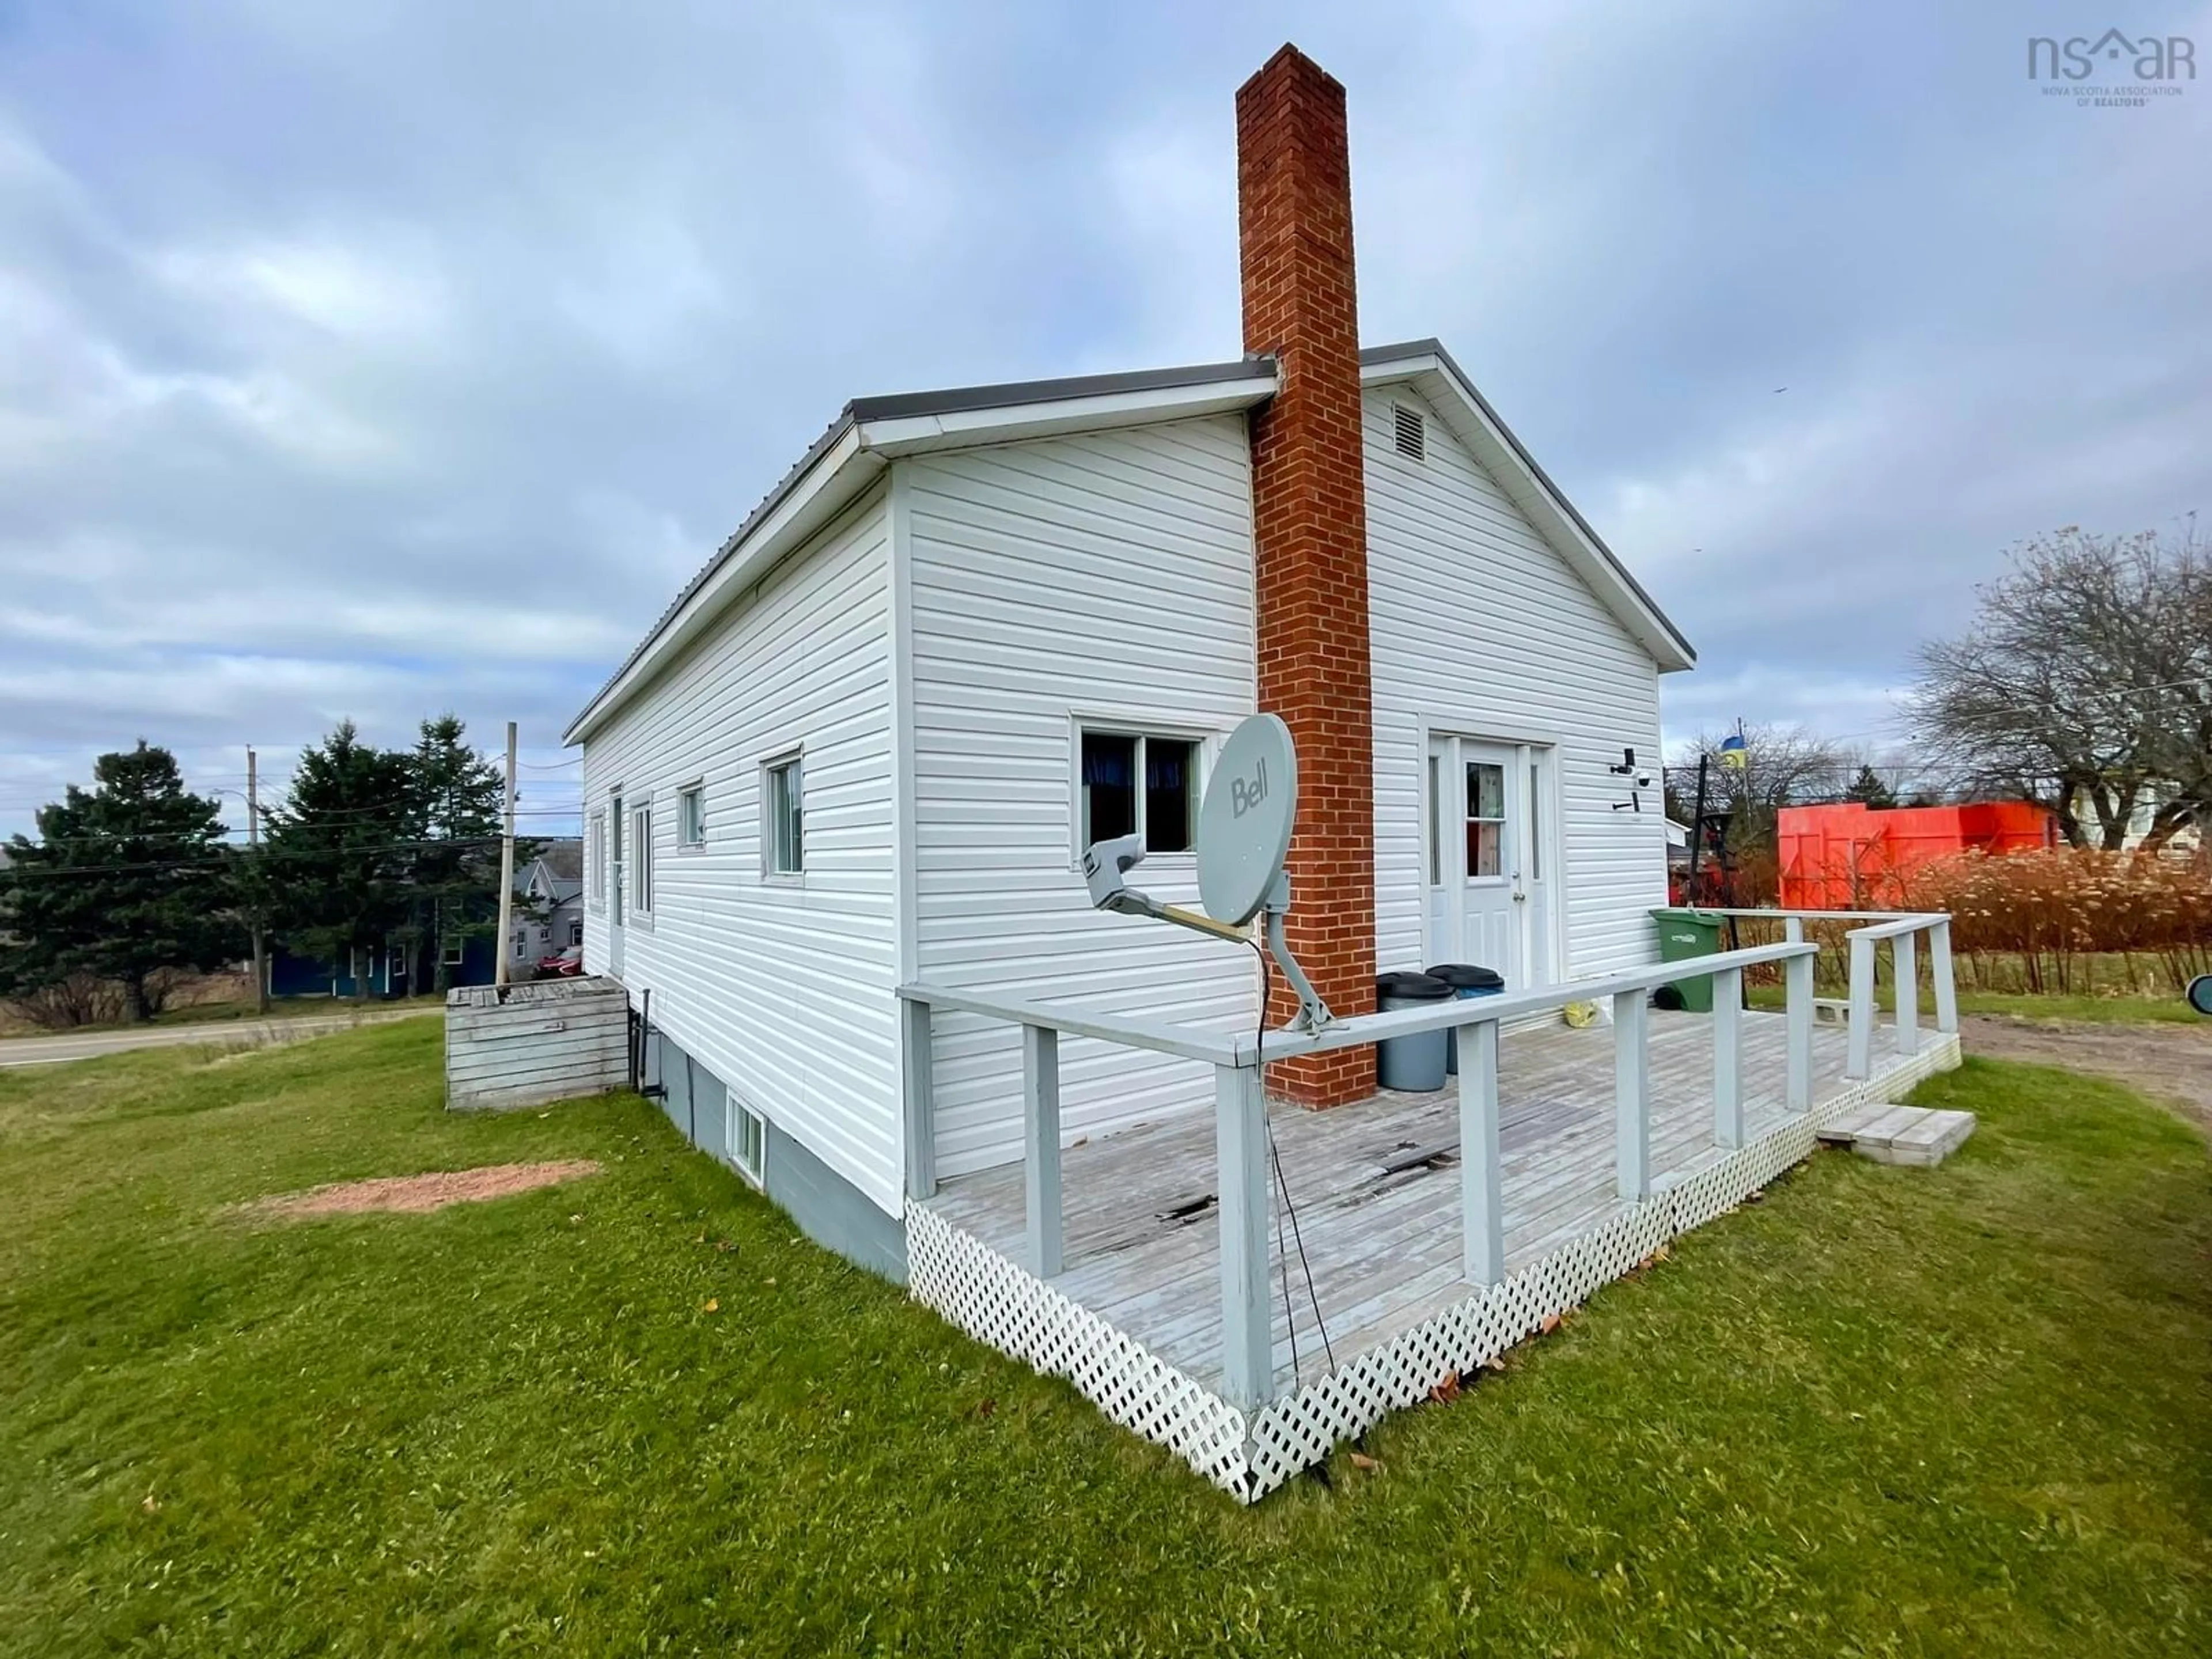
[1198, 713, 1297, 925]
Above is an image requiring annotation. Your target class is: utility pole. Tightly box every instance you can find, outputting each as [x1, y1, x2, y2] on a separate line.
[494, 721, 518, 988]
[247, 746, 268, 1014]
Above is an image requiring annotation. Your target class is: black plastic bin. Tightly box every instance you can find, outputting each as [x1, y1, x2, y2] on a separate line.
[1426, 963, 1506, 1074]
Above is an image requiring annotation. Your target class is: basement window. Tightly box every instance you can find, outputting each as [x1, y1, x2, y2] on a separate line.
[1392, 403, 1426, 461]
[1079, 728, 1197, 855]
[731, 1100, 766, 1184]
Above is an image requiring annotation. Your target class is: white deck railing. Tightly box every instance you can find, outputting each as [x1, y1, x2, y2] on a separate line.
[897, 907, 1956, 1412]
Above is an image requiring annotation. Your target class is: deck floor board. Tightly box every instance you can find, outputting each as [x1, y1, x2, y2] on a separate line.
[926, 1009, 1884, 1397]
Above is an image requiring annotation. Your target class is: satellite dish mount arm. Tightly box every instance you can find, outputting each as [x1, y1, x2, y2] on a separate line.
[1262, 872, 1335, 1033]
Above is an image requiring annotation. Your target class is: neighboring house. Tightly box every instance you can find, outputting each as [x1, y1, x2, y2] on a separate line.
[509, 839, 585, 974]
[271, 847, 581, 999]
[2062, 780, 2204, 854]
[562, 55, 1695, 1279]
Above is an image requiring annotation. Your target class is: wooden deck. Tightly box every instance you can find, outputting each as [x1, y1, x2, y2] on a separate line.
[925, 1009, 1913, 1399]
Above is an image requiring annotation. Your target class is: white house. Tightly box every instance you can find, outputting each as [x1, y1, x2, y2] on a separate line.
[562, 47, 1695, 1279]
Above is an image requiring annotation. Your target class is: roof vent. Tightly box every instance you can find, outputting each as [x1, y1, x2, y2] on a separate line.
[1392, 403, 1426, 461]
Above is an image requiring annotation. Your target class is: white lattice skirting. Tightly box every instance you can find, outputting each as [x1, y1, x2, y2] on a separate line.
[907, 1033, 1963, 1503]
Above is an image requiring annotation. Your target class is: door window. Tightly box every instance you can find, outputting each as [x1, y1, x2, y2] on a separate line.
[1465, 761, 1505, 879]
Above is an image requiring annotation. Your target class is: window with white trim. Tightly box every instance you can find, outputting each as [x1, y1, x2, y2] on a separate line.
[587, 810, 606, 906]
[764, 753, 803, 876]
[630, 802, 654, 912]
[731, 1100, 766, 1184]
[569, 920, 584, 946]
[678, 782, 706, 848]
[1465, 760, 1505, 880]
[1078, 728, 1198, 855]
[443, 940, 465, 967]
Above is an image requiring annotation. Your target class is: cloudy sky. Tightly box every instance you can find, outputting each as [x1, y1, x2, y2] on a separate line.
[3, 1, 2207, 836]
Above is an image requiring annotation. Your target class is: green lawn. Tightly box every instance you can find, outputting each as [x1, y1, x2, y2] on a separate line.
[2, 1024, 2207, 1656]
[0, 991, 448, 1040]
[1744, 980, 2199, 1024]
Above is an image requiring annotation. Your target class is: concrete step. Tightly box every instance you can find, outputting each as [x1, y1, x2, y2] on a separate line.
[1815, 1104, 1976, 1168]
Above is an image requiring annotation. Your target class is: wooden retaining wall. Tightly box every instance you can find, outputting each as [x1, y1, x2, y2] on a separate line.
[445, 976, 630, 1111]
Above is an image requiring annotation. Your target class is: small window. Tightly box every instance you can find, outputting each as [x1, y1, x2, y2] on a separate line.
[1427, 755, 1442, 885]
[731, 1100, 766, 1184]
[1528, 761, 1542, 883]
[1079, 729, 1197, 854]
[1466, 761, 1505, 879]
[765, 755, 804, 876]
[1392, 402, 1426, 461]
[390, 952, 407, 979]
[539, 926, 551, 942]
[442, 940, 465, 967]
[678, 783, 706, 848]
[588, 810, 606, 904]
[569, 920, 584, 947]
[630, 804, 653, 911]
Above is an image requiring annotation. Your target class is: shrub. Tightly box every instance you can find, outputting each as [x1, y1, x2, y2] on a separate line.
[1897, 848, 2211, 994]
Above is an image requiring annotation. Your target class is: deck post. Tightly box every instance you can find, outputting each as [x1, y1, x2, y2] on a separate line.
[1214, 1062, 1272, 1411]
[1845, 933, 1877, 1080]
[1021, 1023, 1062, 1279]
[1612, 990, 1650, 1200]
[1711, 965, 1743, 1149]
[1785, 950, 1814, 1113]
[902, 995, 937, 1200]
[1929, 918, 1959, 1035]
[1460, 1018, 1504, 1286]
[1785, 916, 1805, 945]
[1894, 931, 1919, 1057]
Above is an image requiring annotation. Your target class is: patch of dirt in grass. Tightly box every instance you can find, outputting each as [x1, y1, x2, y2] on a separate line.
[1963, 1014, 2212, 1137]
[243, 1160, 602, 1218]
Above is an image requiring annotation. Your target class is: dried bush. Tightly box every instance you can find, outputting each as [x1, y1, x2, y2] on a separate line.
[1897, 848, 2212, 994]
[0, 967, 251, 1031]
[2, 973, 130, 1030]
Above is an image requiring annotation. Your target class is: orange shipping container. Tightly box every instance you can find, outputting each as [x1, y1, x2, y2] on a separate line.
[1777, 801, 2054, 910]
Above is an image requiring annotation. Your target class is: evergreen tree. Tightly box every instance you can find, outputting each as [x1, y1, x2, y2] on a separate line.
[1844, 763, 1899, 809]
[264, 722, 418, 999]
[403, 715, 515, 990]
[0, 743, 240, 1020]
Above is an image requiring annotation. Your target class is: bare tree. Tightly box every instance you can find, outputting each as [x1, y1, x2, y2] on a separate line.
[1904, 523, 2211, 849]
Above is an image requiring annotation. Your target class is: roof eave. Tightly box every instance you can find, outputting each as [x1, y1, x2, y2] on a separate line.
[562, 361, 1280, 745]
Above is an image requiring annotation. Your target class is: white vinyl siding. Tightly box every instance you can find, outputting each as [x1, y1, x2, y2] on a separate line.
[578, 487, 899, 1211]
[1363, 385, 1668, 980]
[906, 415, 1259, 1180]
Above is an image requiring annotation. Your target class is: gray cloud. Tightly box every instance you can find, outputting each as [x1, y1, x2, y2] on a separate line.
[3, 1, 2207, 831]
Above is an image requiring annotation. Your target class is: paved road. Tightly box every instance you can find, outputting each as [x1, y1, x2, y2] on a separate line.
[0, 1006, 441, 1068]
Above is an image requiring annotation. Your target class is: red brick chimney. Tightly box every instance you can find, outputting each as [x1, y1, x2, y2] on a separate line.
[1237, 46, 1376, 1106]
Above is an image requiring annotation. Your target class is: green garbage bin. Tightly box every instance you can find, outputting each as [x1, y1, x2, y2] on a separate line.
[1650, 907, 1725, 1013]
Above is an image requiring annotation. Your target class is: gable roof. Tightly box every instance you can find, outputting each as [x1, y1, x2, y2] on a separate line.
[562, 357, 1279, 744]
[537, 837, 582, 882]
[564, 339, 1692, 743]
[1359, 340, 1695, 672]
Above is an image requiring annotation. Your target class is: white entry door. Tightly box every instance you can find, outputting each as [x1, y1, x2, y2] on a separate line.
[606, 789, 626, 980]
[1426, 736, 1555, 991]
